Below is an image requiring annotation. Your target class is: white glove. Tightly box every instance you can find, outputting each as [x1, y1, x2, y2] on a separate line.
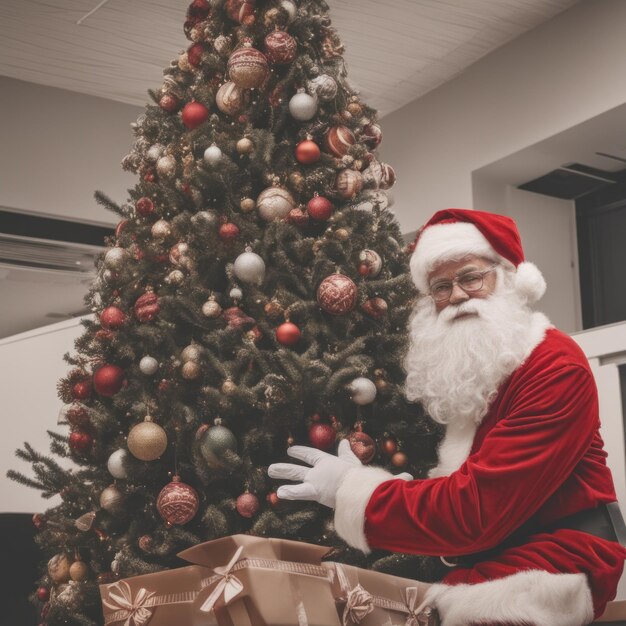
[268, 439, 412, 509]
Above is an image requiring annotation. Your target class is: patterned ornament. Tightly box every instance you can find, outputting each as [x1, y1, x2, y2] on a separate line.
[358, 249, 383, 277]
[134, 291, 160, 322]
[307, 74, 337, 102]
[138, 535, 153, 551]
[325, 125, 355, 157]
[216, 81, 247, 115]
[157, 476, 199, 525]
[202, 297, 222, 318]
[48, 554, 71, 584]
[93, 364, 124, 397]
[264, 30, 297, 64]
[139, 356, 159, 376]
[234, 249, 265, 284]
[69, 430, 93, 453]
[335, 169, 363, 199]
[199, 423, 237, 468]
[361, 297, 388, 319]
[348, 431, 376, 463]
[203, 143, 222, 164]
[100, 306, 126, 330]
[379, 162, 396, 189]
[296, 139, 321, 164]
[317, 274, 358, 315]
[104, 247, 128, 271]
[107, 449, 128, 479]
[225, 0, 256, 23]
[182, 101, 209, 129]
[156, 154, 177, 178]
[228, 44, 269, 88]
[219, 221, 240, 241]
[307, 195, 333, 221]
[308, 422, 336, 450]
[276, 321, 301, 346]
[135, 197, 154, 217]
[236, 492, 259, 518]
[289, 89, 317, 121]
[257, 186, 295, 221]
[127, 417, 168, 461]
[348, 377, 377, 405]
[362, 123, 383, 149]
[100, 484, 124, 513]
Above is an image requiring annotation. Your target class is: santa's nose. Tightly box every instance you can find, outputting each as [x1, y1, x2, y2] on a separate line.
[449, 283, 470, 305]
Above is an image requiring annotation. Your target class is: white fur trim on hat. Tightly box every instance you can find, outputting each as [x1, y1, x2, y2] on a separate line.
[515, 261, 547, 304]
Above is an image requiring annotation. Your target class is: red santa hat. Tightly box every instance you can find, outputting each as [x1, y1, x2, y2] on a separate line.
[409, 208, 546, 303]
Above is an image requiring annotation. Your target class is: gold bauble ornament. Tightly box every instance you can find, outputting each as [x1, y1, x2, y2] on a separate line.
[99, 485, 124, 513]
[151, 219, 172, 240]
[236, 137, 254, 154]
[48, 553, 71, 584]
[335, 228, 350, 241]
[127, 416, 168, 461]
[182, 361, 201, 380]
[69, 560, 90, 582]
[240, 197, 256, 212]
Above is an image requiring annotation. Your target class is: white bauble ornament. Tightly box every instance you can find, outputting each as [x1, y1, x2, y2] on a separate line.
[202, 299, 222, 317]
[307, 74, 337, 102]
[104, 247, 128, 270]
[203, 144, 223, 165]
[230, 287, 243, 300]
[233, 250, 265, 284]
[107, 449, 128, 479]
[257, 186, 295, 221]
[289, 89, 318, 121]
[348, 377, 377, 405]
[139, 356, 159, 375]
[146, 144, 165, 163]
[156, 155, 177, 179]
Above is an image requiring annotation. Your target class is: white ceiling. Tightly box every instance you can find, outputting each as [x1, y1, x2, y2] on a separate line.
[0, 0, 580, 117]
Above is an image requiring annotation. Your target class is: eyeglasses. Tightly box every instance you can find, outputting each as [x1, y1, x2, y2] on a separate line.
[428, 266, 497, 302]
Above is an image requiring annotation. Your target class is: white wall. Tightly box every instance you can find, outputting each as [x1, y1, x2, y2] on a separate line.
[0, 76, 141, 224]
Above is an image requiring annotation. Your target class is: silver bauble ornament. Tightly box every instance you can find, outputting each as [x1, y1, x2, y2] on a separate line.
[146, 144, 165, 162]
[199, 424, 238, 469]
[151, 219, 172, 240]
[204, 144, 223, 164]
[257, 186, 295, 221]
[156, 154, 177, 178]
[107, 449, 128, 479]
[104, 247, 128, 270]
[289, 89, 318, 121]
[202, 299, 222, 317]
[348, 377, 377, 405]
[100, 484, 124, 513]
[230, 287, 243, 300]
[307, 74, 338, 102]
[139, 356, 159, 375]
[233, 250, 265, 284]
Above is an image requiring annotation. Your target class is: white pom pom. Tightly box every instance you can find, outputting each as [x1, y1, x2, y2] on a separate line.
[514, 262, 546, 304]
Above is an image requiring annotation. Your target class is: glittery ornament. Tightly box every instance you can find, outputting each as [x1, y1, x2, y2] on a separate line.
[100, 484, 124, 513]
[107, 449, 128, 479]
[225, 0, 256, 23]
[276, 321, 301, 346]
[181, 343, 202, 362]
[100, 306, 126, 329]
[128, 417, 167, 461]
[229, 286, 243, 300]
[288, 171, 305, 192]
[199, 424, 237, 468]
[135, 197, 155, 217]
[48, 554, 71, 584]
[157, 476, 199, 525]
[134, 291, 160, 322]
[236, 492, 259, 518]
[236, 137, 254, 154]
[69, 560, 89, 582]
[228, 44, 269, 89]
[156, 154, 177, 178]
[104, 247, 128, 271]
[181, 361, 201, 380]
[348, 431, 376, 463]
[151, 218, 172, 241]
[216, 81, 247, 115]
[221, 379, 237, 395]
[308, 422, 335, 450]
[392, 451, 408, 467]
[289, 89, 317, 121]
[379, 162, 396, 189]
[335, 228, 350, 242]
[317, 274, 358, 315]
[233, 250, 265, 284]
[93, 364, 124, 397]
[325, 125, 355, 157]
[202, 298, 222, 318]
[362, 123, 383, 149]
[307, 195, 333, 221]
[72, 379, 92, 400]
[264, 30, 297, 64]
[336, 169, 364, 199]
[295, 139, 321, 164]
[257, 186, 294, 221]
[346, 101, 363, 117]
[361, 296, 388, 319]
[159, 93, 180, 113]
[69, 430, 93, 453]
[203, 143, 222, 164]
[358, 249, 382, 277]
[307, 74, 337, 101]
[219, 222, 240, 241]
[348, 377, 377, 405]
[138, 535, 153, 551]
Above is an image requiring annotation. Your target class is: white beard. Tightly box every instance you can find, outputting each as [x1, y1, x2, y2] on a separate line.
[403, 270, 549, 476]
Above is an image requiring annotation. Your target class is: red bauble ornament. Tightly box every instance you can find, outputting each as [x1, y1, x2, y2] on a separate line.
[325, 125, 355, 157]
[308, 422, 336, 450]
[236, 492, 260, 518]
[287, 207, 309, 226]
[187, 0, 211, 17]
[100, 306, 126, 330]
[182, 101, 209, 130]
[159, 93, 180, 113]
[295, 139, 321, 165]
[392, 451, 408, 467]
[32, 513, 45, 530]
[157, 476, 199, 525]
[381, 437, 398, 456]
[66, 404, 90, 427]
[264, 30, 297, 65]
[134, 291, 160, 322]
[72, 379, 92, 400]
[135, 197, 154, 217]
[361, 297, 388, 320]
[276, 321, 301, 346]
[187, 43, 205, 66]
[225, 0, 256, 23]
[69, 430, 93, 453]
[362, 123, 383, 149]
[219, 222, 240, 241]
[115, 219, 128, 238]
[36, 587, 50, 602]
[348, 431, 376, 463]
[93, 364, 124, 397]
[267, 492, 280, 508]
[307, 196, 334, 221]
[317, 274, 358, 315]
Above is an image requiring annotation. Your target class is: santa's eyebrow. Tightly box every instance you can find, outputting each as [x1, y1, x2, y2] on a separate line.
[430, 265, 481, 283]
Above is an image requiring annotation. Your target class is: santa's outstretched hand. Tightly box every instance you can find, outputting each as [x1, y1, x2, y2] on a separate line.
[268, 439, 412, 509]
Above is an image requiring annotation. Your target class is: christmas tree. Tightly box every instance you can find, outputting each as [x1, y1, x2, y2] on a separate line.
[9, 0, 443, 624]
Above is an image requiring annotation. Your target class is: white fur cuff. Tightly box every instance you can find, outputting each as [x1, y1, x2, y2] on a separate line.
[334, 466, 395, 554]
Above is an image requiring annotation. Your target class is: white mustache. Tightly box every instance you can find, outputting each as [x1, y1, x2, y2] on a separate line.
[439, 300, 482, 323]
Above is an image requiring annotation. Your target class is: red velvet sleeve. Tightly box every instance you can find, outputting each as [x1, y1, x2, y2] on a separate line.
[363, 364, 598, 556]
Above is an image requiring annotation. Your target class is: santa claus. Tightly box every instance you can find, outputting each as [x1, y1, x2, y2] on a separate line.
[268, 208, 626, 626]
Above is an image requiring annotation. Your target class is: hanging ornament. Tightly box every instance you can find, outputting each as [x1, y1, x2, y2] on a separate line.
[37, 587, 50, 602]
[363, 159, 384, 189]
[346, 100, 363, 117]
[100, 484, 124, 513]
[69, 559, 90, 582]
[392, 451, 408, 468]
[267, 492, 280, 508]
[348, 377, 377, 405]
[236, 492, 259, 518]
[361, 296, 388, 319]
[169, 242, 192, 268]
[289, 89, 317, 121]
[166, 270, 185, 286]
[308, 422, 336, 450]
[181, 361, 201, 380]
[229, 286, 243, 300]
[151, 218, 172, 241]
[93, 364, 124, 397]
[379, 162, 396, 189]
[240, 197, 256, 212]
[358, 249, 383, 277]
[104, 247, 128, 271]
[199, 422, 237, 468]
[187, 42, 205, 66]
[157, 475, 199, 525]
[203, 143, 223, 164]
[225, 0, 256, 23]
[216, 81, 247, 116]
[127, 416, 168, 461]
[202, 296, 222, 318]
[348, 431, 376, 463]
[72, 379, 92, 401]
[134, 291, 160, 322]
[228, 43, 269, 89]
[295, 138, 321, 164]
[362, 123, 383, 149]
[317, 274, 358, 315]
[219, 221, 240, 241]
[48, 554, 72, 584]
[264, 30, 297, 65]
[181, 343, 202, 362]
[307, 74, 338, 102]
[221, 378, 237, 395]
[115, 219, 128, 238]
[276, 321, 301, 346]
[107, 449, 128, 479]
[236, 137, 254, 154]
[233, 249, 265, 284]
[325, 125, 355, 157]
[135, 197, 155, 217]
[336, 169, 364, 199]
[69, 430, 93, 453]
[257, 186, 295, 221]
[381, 436, 398, 457]
[307, 195, 334, 221]
[159, 93, 180, 113]
[100, 306, 126, 330]
[156, 154, 177, 179]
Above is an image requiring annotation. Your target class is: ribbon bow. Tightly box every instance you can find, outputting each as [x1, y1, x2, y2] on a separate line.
[342, 583, 374, 625]
[404, 587, 423, 626]
[102, 581, 156, 626]
[200, 545, 245, 613]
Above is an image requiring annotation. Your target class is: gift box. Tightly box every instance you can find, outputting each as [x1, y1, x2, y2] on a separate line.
[100, 534, 342, 626]
[323, 561, 436, 626]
